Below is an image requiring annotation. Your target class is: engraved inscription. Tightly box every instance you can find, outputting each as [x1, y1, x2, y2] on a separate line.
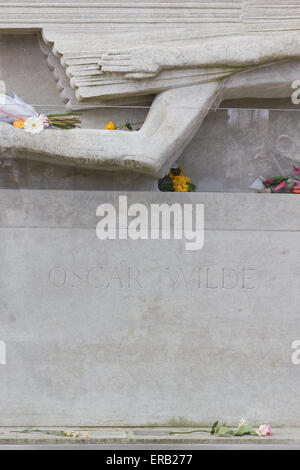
[167, 267, 256, 290]
[49, 266, 143, 289]
[49, 265, 256, 291]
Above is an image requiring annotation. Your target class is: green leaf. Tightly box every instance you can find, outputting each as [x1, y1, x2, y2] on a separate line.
[210, 421, 218, 435]
[158, 176, 174, 192]
[269, 176, 285, 185]
[188, 183, 197, 192]
[216, 426, 231, 437]
[233, 425, 254, 436]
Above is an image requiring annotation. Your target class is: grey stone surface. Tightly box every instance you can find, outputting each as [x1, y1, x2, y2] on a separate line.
[0, 190, 299, 426]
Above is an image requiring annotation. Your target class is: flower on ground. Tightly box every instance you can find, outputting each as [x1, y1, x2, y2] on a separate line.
[256, 424, 271, 437]
[105, 121, 116, 130]
[24, 116, 44, 134]
[13, 119, 25, 129]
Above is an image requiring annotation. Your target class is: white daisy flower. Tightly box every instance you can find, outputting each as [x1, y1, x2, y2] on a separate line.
[24, 116, 44, 135]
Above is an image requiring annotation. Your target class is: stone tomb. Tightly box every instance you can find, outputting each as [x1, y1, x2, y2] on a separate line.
[0, 190, 299, 426]
[1, 16, 300, 428]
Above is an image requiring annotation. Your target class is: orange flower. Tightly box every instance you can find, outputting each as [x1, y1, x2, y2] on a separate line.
[292, 189, 300, 194]
[105, 121, 116, 130]
[13, 119, 26, 129]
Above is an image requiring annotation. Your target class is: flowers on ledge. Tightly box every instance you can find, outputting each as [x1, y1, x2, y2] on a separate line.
[258, 166, 300, 193]
[170, 419, 271, 438]
[13, 115, 50, 133]
[210, 420, 271, 438]
[12, 114, 81, 134]
[105, 120, 144, 131]
[0, 90, 81, 134]
[158, 165, 196, 192]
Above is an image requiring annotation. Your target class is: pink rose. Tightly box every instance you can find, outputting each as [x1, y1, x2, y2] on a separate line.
[257, 424, 271, 437]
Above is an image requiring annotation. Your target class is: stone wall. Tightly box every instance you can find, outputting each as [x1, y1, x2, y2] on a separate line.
[0, 190, 299, 426]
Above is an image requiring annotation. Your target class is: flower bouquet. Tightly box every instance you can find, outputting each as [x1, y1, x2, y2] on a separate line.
[260, 166, 300, 194]
[0, 91, 81, 134]
[158, 165, 196, 192]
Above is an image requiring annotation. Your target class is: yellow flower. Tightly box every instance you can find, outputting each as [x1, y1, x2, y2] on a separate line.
[174, 184, 189, 192]
[167, 165, 192, 192]
[13, 119, 26, 129]
[105, 121, 116, 130]
[172, 174, 191, 192]
[174, 175, 190, 184]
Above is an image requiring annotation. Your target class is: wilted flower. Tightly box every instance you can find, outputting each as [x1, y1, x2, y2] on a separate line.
[24, 116, 44, 135]
[256, 424, 271, 437]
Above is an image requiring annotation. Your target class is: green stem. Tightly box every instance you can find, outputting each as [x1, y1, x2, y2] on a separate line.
[116, 121, 144, 129]
[170, 429, 210, 435]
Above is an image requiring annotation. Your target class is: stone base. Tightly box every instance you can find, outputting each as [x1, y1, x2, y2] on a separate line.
[0, 190, 300, 426]
[0, 427, 299, 449]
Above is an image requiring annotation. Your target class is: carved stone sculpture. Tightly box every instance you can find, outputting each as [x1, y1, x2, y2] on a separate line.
[1, 1, 300, 175]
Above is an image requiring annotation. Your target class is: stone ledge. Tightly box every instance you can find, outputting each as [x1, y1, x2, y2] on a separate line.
[0, 427, 299, 446]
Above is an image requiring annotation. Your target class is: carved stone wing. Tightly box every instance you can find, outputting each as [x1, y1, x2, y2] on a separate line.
[243, 0, 300, 31]
[1, 1, 300, 105]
